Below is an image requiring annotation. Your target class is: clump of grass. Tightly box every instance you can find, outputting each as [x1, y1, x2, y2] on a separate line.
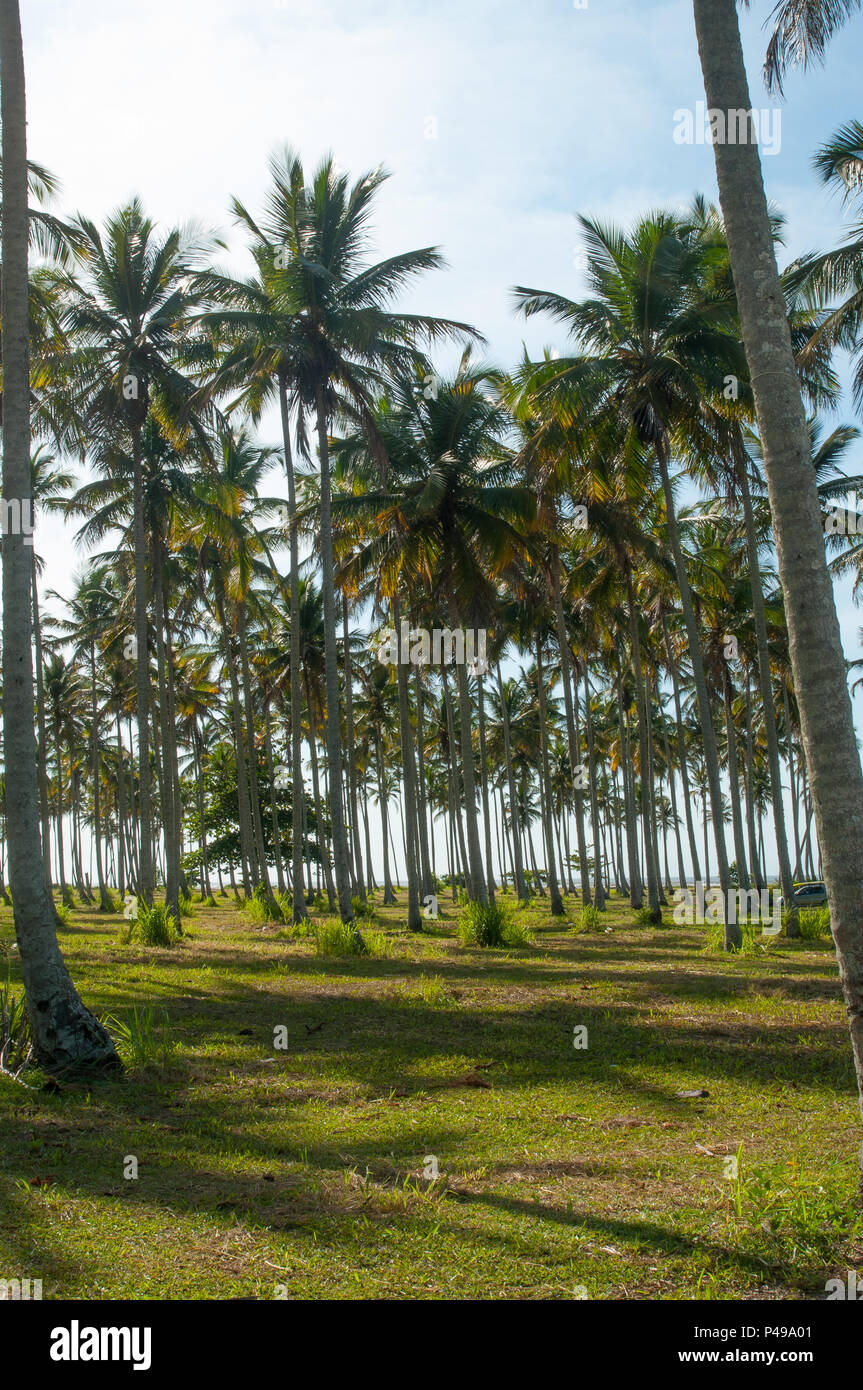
[54, 902, 73, 929]
[635, 905, 664, 927]
[243, 891, 284, 925]
[178, 893, 195, 919]
[412, 973, 457, 1008]
[724, 1154, 862, 1272]
[313, 918, 376, 956]
[244, 884, 285, 924]
[575, 903, 600, 933]
[798, 905, 831, 941]
[102, 1005, 176, 1069]
[277, 921, 313, 942]
[703, 920, 771, 955]
[458, 900, 531, 949]
[351, 895, 377, 920]
[120, 900, 179, 948]
[0, 976, 32, 1075]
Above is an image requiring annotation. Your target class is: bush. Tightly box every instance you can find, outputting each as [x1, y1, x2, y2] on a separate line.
[54, 902, 72, 929]
[458, 900, 531, 949]
[178, 894, 195, 919]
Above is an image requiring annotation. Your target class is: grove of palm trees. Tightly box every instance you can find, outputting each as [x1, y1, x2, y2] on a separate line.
[3, 0, 863, 1335]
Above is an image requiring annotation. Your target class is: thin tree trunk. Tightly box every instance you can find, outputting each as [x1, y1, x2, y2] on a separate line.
[536, 640, 564, 914]
[314, 386, 354, 924]
[656, 437, 735, 945]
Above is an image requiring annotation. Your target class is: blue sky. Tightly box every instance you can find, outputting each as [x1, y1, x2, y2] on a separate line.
[20, 0, 863, 875]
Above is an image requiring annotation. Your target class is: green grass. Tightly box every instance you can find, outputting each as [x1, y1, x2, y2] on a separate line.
[0, 889, 860, 1300]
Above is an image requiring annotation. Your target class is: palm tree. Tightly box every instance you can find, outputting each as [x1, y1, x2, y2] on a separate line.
[514, 213, 745, 943]
[0, 0, 117, 1073]
[334, 362, 536, 908]
[203, 150, 475, 924]
[693, 0, 863, 1167]
[58, 200, 218, 903]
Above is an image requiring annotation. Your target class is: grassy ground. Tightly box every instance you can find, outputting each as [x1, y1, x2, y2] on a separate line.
[0, 888, 861, 1300]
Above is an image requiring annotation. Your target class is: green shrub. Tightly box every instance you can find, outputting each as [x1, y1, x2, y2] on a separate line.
[54, 902, 72, 929]
[102, 1005, 175, 1069]
[178, 894, 195, 919]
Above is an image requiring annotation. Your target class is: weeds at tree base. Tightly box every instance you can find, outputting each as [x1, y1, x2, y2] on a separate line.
[102, 1005, 176, 1070]
[0, 975, 32, 1077]
[635, 905, 665, 927]
[314, 918, 385, 956]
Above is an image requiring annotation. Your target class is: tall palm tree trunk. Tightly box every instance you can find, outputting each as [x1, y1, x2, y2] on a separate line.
[495, 662, 529, 902]
[656, 438, 736, 945]
[278, 377, 308, 922]
[661, 611, 701, 884]
[551, 550, 591, 901]
[88, 644, 111, 910]
[476, 670, 496, 903]
[374, 728, 395, 904]
[535, 640, 565, 914]
[722, 670, 750, 891]
[694, 0, 863, 1106]
[582, 667, 605, 911]
[391, 602, 422, 929]
[0, 0, 117, 1072]
[413, 667, 435, 896]
[451, 645, 487, 904]
[341, 599, 366, 901]
[314, 387, 354, 924]
[130, 424, 154, 903]
[31, 550, 53, 893]
[736, 442, 797, 924]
